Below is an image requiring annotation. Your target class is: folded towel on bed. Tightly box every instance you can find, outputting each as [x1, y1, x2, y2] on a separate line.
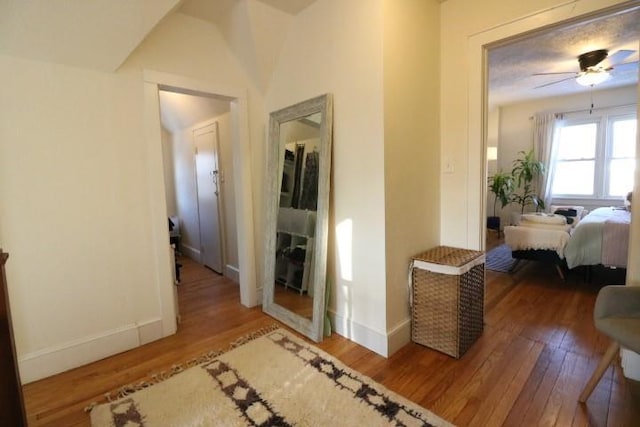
[521, 213, 567, 225]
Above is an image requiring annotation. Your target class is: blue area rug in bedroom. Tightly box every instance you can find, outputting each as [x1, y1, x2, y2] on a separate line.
[486, 244, 516, 273]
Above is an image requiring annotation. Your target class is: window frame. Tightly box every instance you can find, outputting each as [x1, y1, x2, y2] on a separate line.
[550, 105, 637, 203]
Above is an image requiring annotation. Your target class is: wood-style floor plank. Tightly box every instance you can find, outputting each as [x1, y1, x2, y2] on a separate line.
[22, 238, 640, 426]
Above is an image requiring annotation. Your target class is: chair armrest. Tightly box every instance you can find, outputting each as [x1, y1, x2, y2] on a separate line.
[594, 286, 640, 320]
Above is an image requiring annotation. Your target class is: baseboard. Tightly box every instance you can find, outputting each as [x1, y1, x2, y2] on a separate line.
[224, 264, 240, 283]
[387, 318, 411, 355]
[19, 318, 164, 384]
[181, 244, 200, 262]
[329, 310, 389, 357]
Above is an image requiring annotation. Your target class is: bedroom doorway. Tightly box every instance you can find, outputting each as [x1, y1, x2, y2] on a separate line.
[481, 3, 639, 254]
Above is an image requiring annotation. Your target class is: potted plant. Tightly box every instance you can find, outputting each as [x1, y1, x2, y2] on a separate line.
[511, 149, 545, 214]
[487, 170, 514, 231]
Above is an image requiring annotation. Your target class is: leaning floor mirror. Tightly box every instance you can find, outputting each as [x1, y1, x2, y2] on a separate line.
[263, 94, 333, 342]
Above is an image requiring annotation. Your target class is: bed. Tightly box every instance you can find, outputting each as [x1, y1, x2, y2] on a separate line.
[503, 206, 631, 279]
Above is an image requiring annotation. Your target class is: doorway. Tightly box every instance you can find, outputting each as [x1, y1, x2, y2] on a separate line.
[143, 71, 258, 337]
[478, 3, 639, 251]
[158, 90, 231, 276]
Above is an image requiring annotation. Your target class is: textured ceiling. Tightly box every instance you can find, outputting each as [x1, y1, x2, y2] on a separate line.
[489, 7, 639, 107]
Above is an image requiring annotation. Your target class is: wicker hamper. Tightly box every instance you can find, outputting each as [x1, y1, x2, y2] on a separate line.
[410, 246, 485, 358]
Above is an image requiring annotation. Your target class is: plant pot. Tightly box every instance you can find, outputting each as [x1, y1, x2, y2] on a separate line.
[487, 216, 501, 231]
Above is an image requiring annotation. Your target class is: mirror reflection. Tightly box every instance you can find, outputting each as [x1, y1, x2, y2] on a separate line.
[263, 94, 332, 342]
[274, 113, 322, 319]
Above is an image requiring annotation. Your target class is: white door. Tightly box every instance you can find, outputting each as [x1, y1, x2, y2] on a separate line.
[194, 122, 223, 273]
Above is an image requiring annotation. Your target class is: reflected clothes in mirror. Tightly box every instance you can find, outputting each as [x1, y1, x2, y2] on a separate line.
[299, 151, 319, 210]
[263, 93, 332, 343]
[291, 144, 305, 208]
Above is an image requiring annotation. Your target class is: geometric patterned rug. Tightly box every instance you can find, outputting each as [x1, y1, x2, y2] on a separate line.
[90, 327, 453, 426]
[486, 243, 516, 273]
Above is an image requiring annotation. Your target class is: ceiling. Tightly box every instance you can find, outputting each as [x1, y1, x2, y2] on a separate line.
[159, 91, 231, 133]
[488, 7, 639, 107]
[0, 0, 180, 72]
[179, 0, 317, 22]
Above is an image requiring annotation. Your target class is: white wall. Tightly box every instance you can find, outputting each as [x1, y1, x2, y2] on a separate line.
[0, 54, 170, 382]
[161, 126, 178, 217]
[172, 126, 201, 260]
[0, 11, 263, 382]
[170, 113, 240, 277]
[266, 0, 389, 354]
[495, 85, 637, 223]
[383, 0, 441, 353]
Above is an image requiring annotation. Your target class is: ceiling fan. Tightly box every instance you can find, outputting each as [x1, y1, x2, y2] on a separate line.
[533, 49, 638, 89]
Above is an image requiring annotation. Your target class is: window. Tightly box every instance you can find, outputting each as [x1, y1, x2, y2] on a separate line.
[551, 107, 636, 200]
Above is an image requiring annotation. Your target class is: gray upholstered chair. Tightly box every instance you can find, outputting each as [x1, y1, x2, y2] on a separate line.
[579, 285, 640, 402]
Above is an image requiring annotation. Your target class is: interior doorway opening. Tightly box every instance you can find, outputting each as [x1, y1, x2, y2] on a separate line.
[158, 90, 234, 278]
[481, 3, 639, 253]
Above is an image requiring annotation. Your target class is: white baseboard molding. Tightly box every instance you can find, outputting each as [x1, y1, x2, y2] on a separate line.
[387, 318, 411, 355]
[19, 318, 164, 384]
[329, 310, 389, 357]
[181, 244, 200, 262]
[224, 264, 240, 283]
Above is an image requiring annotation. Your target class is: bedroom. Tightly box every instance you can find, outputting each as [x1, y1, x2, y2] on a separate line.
[486, 7, 638, 281]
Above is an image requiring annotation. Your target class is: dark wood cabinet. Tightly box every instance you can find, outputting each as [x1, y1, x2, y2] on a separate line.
[1, 249, 26, 426]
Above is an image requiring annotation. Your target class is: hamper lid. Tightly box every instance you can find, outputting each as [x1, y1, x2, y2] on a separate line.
[412, 245, 484, 267]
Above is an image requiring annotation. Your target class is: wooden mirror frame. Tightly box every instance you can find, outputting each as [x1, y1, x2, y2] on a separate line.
[262, 94, 333, 342]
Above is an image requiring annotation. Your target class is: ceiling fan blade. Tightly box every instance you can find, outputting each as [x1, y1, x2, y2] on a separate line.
[602, 49, 636, 68]
[609, 60, 639, 72]
[534, 76, 577, 89]
[532, 72, 577, 76]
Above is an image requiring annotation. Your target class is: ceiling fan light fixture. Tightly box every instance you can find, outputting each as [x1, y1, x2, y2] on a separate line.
[576, 69, 610, 86]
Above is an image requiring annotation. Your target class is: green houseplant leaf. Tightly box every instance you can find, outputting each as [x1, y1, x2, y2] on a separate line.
[511, 149, 545, 214]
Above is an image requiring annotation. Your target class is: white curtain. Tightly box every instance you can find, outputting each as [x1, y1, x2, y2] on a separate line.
[533, 113, 562, 210]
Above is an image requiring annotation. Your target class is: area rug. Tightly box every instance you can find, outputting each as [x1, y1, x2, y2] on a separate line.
[486, 243, 516, 273]
[89, 327, 453, 426]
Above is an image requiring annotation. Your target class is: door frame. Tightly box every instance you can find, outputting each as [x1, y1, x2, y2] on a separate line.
[467, 0, 638, 251]
[143, 70, 257, 338]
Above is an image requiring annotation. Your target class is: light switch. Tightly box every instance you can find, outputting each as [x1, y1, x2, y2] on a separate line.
[444, 157, 454, 174]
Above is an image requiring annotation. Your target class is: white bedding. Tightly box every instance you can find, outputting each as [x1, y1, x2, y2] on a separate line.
[504, 207, 631, 268]
[564, 207, 631, 269]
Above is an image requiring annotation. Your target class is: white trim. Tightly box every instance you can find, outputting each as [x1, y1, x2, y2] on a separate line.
[387, 318, 411, 356]
[225, 264, 240, 283]
[329, 310, 389, 357]
[19, 319, 164, 384]
[181, 243, 201, 262]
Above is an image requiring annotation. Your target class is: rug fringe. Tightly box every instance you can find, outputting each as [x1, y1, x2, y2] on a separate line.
[84, 323, 281, 413]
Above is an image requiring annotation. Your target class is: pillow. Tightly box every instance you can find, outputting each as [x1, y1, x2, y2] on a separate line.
[521, 213, 567, 225]
[554, 208, 577, 224]
[550, 205, 585, 219]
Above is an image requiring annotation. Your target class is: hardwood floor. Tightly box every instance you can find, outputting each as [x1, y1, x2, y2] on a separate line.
[23, 247, 640, 426]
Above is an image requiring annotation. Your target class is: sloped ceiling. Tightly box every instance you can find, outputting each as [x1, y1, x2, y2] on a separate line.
[159, 91, 231, 133]
[0, 0, 181, 72]
[179, 0, 313, 92]
[489, 7, 639, 107]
